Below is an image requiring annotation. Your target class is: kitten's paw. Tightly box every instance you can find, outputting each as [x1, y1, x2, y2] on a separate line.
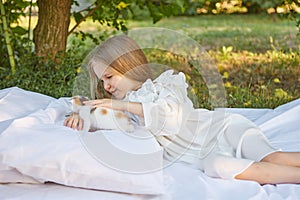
[114, 111, 135, 132]
[119, 122, 135, 132]
[125, 124, 135, 132]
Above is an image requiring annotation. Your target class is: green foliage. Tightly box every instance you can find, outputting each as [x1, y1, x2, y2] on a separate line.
[0, 34, 89, 98]
[0, 0, 33, 71]
[0, 0, 14, 73]
[70, 0, 187, 32]
[243, 0, 281, 12]
[145, 0, 188, 23]
[284, 0, 300, 32]
[0, 31, 106, 98]
[182, 0, 300, 16]
[2, 0, 32, 24]
[0, 51, 82, 98]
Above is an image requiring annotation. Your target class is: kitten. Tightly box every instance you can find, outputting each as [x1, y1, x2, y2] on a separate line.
[70, 96, 134, 132]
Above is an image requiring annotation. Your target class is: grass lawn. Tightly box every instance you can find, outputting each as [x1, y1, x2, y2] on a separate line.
[123, 14, 300, 109]
[127, 14, 299, 52]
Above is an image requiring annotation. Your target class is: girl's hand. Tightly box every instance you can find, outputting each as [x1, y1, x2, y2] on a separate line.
[64, 112, 84, 130]
[84, 99, 144, 117]
[83, 98, 126, 111]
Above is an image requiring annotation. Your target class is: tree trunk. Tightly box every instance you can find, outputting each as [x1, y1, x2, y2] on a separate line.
[33, 0, 71, 59]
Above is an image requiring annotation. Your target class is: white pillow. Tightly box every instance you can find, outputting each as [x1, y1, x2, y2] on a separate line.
[0, 97, 165, 195]
[0, 87, 53, 122]
[0, 164, 40, 184]
[0, 87, 56, 183]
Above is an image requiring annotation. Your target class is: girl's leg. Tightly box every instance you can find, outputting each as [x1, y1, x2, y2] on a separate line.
[235, 161, 300, 184]
[262, 152, 300, 167]
[239, 129, 300, 167]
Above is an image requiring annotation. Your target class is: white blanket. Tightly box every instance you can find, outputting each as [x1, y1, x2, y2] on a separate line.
[0, 87, 300, 200]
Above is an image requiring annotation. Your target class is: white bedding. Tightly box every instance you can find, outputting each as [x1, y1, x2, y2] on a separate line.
[1, 87, 300, 200]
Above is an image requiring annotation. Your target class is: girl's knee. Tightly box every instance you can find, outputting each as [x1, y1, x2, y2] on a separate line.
[203, 155, 253, 180]
[261, 151, 282, 163]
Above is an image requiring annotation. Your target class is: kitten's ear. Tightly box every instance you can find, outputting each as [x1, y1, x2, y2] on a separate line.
[70, 96, 82, 112]
[72, 96, 82, 106]
[79, 96, 90, 104]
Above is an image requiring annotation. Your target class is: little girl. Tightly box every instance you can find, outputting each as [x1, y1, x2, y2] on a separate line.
[64, 35, 300, 184]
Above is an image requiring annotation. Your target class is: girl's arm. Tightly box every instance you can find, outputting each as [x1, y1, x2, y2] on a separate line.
[85, 97, 185, 136]
[84, 99, 144, 117]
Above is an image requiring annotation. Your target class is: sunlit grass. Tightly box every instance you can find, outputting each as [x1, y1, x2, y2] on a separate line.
[143, 47, 300, 109]
[125, 14, 300, 108]
[127, 14, 299, 52]
[212, 49, 300, 108]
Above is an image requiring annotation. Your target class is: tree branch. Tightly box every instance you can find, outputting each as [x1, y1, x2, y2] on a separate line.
[68, 3, 103, 36]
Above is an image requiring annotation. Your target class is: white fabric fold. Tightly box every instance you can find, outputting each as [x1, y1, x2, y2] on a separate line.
[0, 87, 300, 199]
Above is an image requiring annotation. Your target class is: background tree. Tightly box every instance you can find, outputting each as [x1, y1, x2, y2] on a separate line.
[33, 0, 71, 58]
[33, 0, 188, 60]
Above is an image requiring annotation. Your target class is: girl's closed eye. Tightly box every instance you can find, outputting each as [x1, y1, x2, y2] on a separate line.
[106, 74, 112, 79]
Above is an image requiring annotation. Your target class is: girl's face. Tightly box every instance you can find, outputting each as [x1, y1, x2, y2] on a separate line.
[93, 65, 141, 99]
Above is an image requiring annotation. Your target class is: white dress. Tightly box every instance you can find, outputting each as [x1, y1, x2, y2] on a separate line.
[124, 70, 278, 179]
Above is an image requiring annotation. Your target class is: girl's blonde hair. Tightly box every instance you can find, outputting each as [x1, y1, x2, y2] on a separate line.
[86, 35, 152, 99]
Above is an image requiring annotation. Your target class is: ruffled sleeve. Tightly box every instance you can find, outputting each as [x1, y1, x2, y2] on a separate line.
[126, 70, 193, 136]
[153, 70, 189, 102]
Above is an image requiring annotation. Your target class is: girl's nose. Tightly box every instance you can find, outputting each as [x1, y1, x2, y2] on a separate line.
[103, 81, 111, 91]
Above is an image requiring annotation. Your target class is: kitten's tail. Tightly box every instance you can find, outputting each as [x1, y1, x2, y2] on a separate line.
[79, 106, 91, 132]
